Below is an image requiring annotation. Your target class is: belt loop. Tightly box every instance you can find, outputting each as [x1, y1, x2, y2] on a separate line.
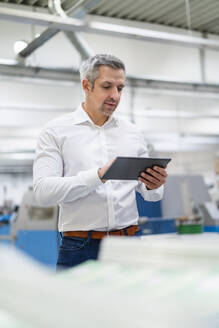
[123, 228, 128, 236]
[86, 231, 92, 244]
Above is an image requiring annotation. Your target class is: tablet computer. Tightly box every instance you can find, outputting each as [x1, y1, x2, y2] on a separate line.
[102, 156, 171, 180]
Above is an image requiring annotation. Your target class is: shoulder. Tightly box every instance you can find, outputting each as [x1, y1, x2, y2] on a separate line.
[37, 112, 75, 142]
[44, 112, 75, 130]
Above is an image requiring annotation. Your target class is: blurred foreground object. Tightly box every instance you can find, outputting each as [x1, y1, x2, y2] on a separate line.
[1, 233, 219, 328]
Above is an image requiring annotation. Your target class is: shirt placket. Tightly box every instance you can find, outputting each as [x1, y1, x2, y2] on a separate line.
[99, 126, 115, 231]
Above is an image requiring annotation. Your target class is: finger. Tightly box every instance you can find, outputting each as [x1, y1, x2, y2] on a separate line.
[140, 172, 163, 185]
[145, 168, 167, 181]
[138, 177, 157, 189]
[106, 158, 116, 170]
[110, 157, 116, 165]
[151, 166, 168, 177]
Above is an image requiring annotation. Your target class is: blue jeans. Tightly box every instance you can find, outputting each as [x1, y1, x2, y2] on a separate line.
[56, 229, 141, 270]
[56, 234, 101, 271]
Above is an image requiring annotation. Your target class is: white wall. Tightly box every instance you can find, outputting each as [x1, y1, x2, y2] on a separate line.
[0, 9, 219, 204]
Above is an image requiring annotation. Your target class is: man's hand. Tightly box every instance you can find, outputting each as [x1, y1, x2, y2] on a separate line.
[138, 166, 168, 190]
[98, 158, 116, 183]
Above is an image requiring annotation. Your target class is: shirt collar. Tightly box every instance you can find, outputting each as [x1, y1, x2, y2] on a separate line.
[72, 104, 119, 127]
[72, 104, 92, 125]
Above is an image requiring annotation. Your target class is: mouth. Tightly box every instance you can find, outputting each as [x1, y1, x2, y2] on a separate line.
[104, 102, 117, 107]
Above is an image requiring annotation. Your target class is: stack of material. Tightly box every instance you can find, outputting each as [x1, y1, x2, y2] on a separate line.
[99, 233, 219, 269]
[1, 233, 219, 328]
[98, 235, 219, 326]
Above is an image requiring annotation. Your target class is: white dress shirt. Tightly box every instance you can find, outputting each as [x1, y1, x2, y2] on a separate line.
[33, 105, 163, 232]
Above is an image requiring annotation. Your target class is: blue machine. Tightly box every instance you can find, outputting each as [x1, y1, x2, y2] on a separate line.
[9, 189, 59, 269]
[0, 213, 12, 223]
[138, 217, 177, 235]
[0, 222, 11, 246]
[136, 192, 177, 235]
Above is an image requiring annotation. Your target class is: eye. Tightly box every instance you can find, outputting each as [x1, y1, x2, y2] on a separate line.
[117, 87, 123, 92]
[103, 86, 110, 89]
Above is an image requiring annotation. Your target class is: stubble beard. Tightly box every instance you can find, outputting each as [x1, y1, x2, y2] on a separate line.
[100, 102, 118, 117]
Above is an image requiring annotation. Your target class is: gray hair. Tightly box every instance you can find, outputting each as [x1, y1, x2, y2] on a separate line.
[79, 54, 125, 88]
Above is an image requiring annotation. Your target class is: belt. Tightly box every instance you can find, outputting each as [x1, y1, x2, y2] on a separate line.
[63, 225, 139, 240]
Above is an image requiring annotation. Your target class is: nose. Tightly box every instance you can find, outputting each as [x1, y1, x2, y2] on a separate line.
[109, 87, 120, 100]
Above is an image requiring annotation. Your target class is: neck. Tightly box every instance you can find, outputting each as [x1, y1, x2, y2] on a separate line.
[82, 102, 108, 127]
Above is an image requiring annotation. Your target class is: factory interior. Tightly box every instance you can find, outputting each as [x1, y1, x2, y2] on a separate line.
[1, 0, 219, 327]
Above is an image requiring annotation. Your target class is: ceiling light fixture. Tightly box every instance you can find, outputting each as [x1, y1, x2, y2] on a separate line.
[13, 40, 28, 55]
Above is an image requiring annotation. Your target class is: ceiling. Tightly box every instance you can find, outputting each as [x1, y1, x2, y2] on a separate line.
[0, 0, 219, 36]
[90, 0, 219, 36]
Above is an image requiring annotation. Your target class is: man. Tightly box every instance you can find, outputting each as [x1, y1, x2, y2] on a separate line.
[33, 54, 167, 270]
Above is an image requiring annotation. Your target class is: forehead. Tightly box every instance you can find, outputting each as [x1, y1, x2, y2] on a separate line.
[96, 66, 125, 84]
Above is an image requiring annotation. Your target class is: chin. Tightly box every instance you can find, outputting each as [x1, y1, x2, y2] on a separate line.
[102, 106, 116, 116]
[104, 109, 114, 117]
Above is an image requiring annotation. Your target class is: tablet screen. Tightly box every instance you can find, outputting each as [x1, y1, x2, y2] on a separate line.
[102, 157, 171, 180]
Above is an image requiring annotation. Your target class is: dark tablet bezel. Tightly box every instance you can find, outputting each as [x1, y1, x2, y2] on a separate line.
[102, 156, 171, 180]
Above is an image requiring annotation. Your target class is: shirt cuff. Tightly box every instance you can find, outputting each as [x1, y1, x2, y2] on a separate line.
[139, 183, 164, 201]
[79, 167, 103, 191]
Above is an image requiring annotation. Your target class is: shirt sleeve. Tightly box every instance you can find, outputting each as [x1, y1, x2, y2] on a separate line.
[33, 127, 102, 206]
[135, 130, 164, 201]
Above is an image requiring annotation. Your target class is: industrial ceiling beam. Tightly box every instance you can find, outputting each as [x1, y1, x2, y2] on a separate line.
[50, 0, 97, 60]
[127, 73, 219, 94]
[1, 59, 219, 95]
[62, 31, 94, 59]
[18, 27, 60, 58]
[18, 0, 101, 59]
[0, 58, 79, 82]
[1, 7, 219, 50]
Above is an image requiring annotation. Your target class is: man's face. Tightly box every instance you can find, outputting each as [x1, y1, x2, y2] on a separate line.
[84, 65, 126, 118]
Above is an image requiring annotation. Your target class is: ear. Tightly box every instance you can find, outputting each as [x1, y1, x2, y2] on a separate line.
[82, 79, 91, 93]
